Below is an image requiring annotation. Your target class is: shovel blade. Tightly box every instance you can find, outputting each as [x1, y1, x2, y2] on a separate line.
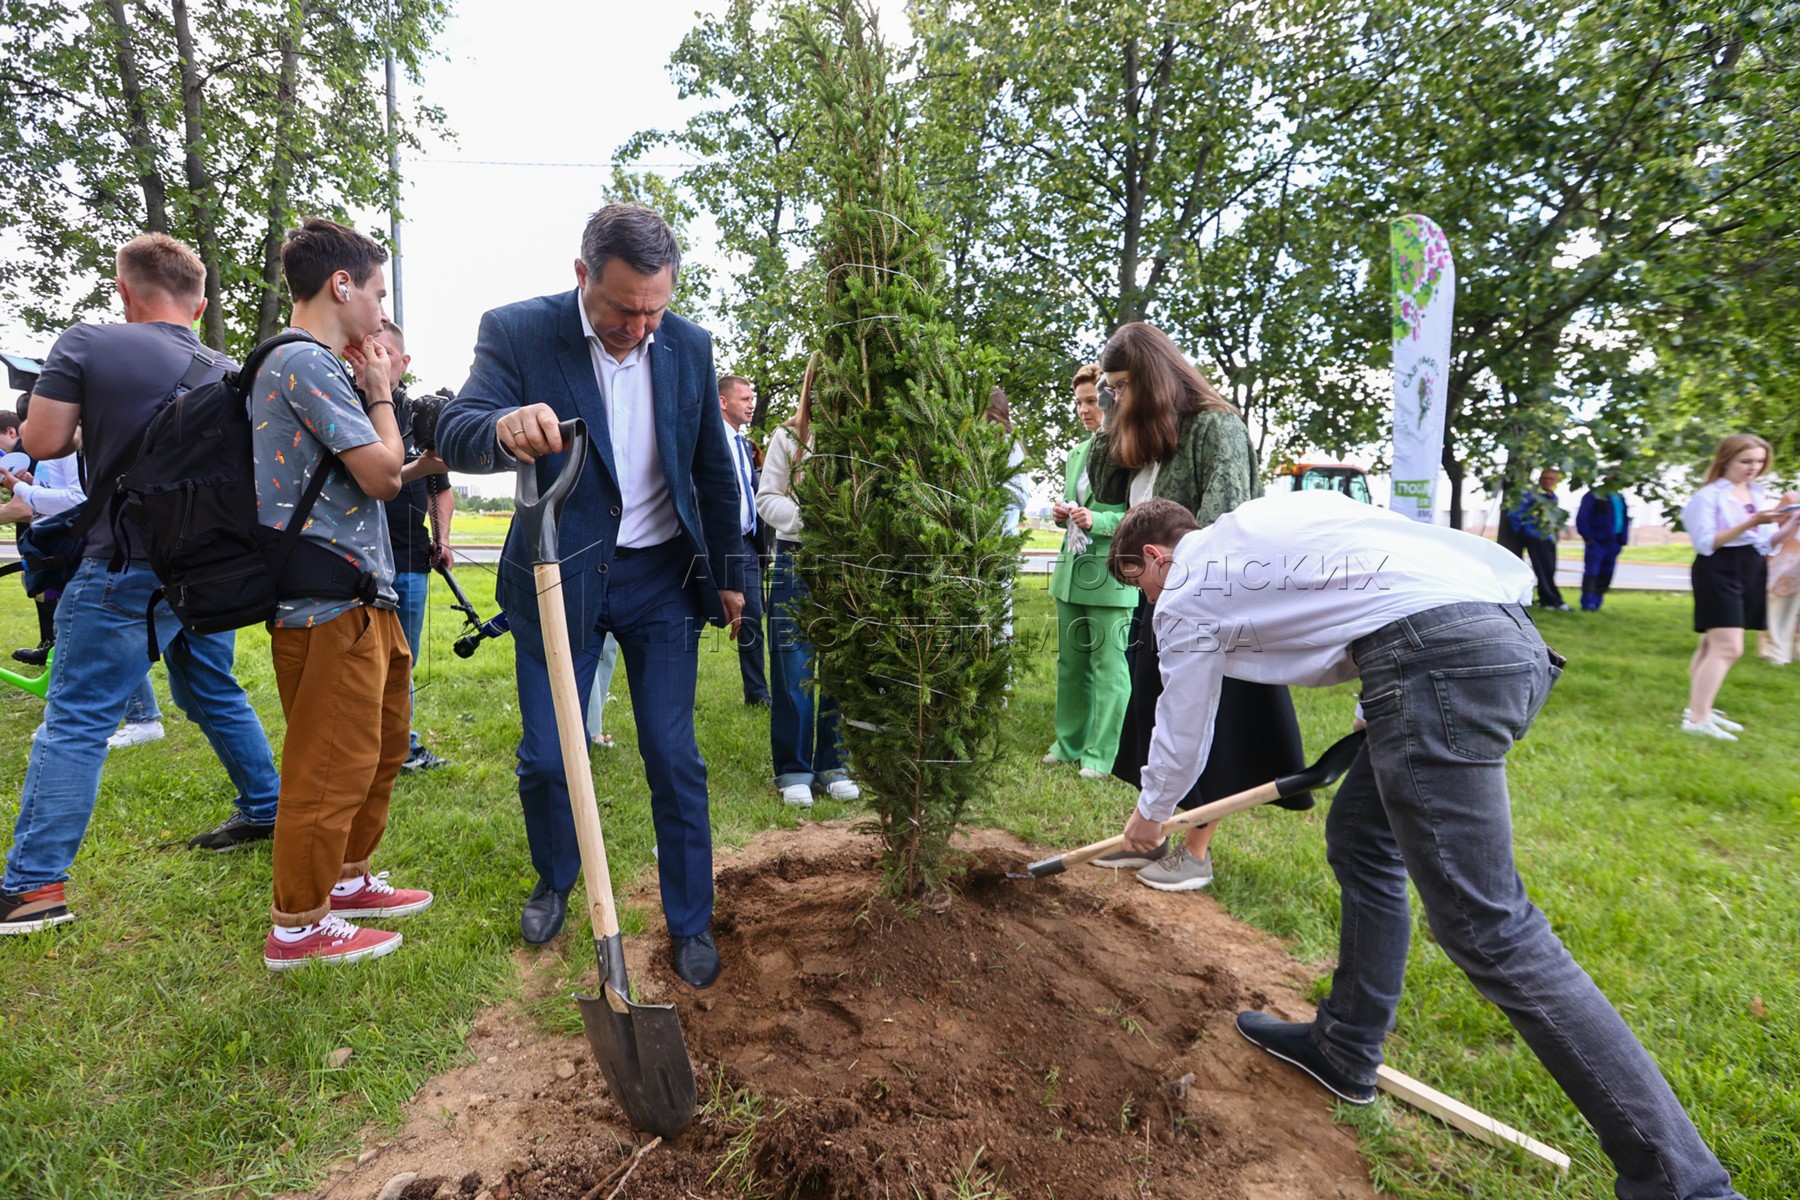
[576, 986, 698, 1138]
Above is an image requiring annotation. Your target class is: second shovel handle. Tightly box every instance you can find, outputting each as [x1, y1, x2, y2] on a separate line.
[1034, 781, 1280, 876]
[535, 561, 621, 941]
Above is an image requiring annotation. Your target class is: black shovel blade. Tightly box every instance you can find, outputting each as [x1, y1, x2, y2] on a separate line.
[577, 986, 699, 1138]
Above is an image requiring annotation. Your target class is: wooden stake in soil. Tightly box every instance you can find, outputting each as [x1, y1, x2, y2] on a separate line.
[1376, 1066, 1571, 1171]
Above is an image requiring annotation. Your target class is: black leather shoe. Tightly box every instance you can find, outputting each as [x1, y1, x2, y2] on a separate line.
[670, 930, 721, 989]
[520, 880, 569, 945]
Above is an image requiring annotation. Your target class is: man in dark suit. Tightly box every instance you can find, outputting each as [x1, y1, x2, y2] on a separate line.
[435, 204, 744, 989]
[718, 374, 770, 706]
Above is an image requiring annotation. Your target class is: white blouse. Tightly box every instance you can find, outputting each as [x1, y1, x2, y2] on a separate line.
[1681, 479, 1775, 556]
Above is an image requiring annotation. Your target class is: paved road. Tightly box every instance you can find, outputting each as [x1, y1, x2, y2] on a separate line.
[0, 545, 1694, 590]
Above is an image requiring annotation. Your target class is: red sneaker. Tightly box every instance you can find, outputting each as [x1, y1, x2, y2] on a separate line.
[263, 915, 401, 971]
[329, 872, 434, 920]
[0, 882, 74, 934]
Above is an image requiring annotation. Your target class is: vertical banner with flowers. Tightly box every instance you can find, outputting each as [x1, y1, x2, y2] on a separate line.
[1389, 215, 1455, 523]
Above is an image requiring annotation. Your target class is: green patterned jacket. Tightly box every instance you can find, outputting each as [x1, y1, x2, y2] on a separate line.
[1086, 409, 1257, 528]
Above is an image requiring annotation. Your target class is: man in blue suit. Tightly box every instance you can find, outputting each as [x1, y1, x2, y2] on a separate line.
[435, 204, 744, 988]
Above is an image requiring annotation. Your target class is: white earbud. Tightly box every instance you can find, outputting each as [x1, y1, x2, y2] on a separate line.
[339, 284, 350, 300]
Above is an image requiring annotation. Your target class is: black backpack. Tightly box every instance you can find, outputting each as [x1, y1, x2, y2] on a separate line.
[119, 331, 377, 657]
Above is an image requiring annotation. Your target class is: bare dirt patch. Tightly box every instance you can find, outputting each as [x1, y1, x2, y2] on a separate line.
[294, 822, 1375, 1200]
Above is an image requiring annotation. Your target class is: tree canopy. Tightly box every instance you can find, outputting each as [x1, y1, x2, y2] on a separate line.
[0, 0, 450, 353]
[622, 0, 1800, 506]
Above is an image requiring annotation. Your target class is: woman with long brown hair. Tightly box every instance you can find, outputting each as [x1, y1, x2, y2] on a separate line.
[1086, 322, 1310, 891]
[1679, 433, 1800, 738]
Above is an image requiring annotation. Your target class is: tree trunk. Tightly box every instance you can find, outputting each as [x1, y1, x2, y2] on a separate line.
[171, 0, 226, 349]
[99, 0, 168, 233]
[1441, 437, 1464, 531]
[1115, 36, 1144, 329]
[256, 5, 307, 341]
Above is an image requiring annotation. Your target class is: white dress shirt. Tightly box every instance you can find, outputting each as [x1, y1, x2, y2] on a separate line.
[580, 306, 678, 549]
[11, 453, 84, 518]
[725, 419, 757, 536]
[1680, 478, 1776, 556]
[1136, 490, 1534, 823]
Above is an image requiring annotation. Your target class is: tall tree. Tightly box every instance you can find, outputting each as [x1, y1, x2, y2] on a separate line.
[787, 0, 1018, 902]
[1306, 0, 1800, 523]
[0, 0, 450, 352]
[615, 0, 827, 432]
[909, 0, 1385, 469]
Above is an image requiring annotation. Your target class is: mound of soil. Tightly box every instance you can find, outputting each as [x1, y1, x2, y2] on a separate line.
[298, 824, 1375, 1200]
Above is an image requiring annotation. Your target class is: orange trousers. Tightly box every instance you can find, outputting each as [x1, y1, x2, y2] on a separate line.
[269, 606, 412, 925]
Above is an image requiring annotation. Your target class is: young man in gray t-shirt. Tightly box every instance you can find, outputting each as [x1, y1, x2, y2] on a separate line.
[251, 217, 433, 971]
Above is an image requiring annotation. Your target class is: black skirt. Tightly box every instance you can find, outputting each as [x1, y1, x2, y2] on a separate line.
[1692, 544, 1768, 632]
[1111, 596, 1313, 813]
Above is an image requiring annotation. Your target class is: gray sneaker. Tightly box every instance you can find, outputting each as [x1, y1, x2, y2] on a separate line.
[1089, 839, 1172, 870]
[1135, 846, 1213, 892]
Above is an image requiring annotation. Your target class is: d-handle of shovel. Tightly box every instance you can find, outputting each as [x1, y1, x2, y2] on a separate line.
[1023, 729, 1367, 878]
[513, 417, 590, 566]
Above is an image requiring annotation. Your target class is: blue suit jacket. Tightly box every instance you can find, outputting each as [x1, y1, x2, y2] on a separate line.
[436, 290, 743, 660]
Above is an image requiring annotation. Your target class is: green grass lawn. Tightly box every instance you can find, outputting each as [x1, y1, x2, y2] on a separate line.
[0, 582, 1794, 1199]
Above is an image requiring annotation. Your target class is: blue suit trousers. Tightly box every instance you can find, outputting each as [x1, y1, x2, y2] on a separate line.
[512, 540, 713, 937]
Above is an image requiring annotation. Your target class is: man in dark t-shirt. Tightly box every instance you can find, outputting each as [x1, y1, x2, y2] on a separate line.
[374, 321, 454, 772]
[0, 234, 283, 936]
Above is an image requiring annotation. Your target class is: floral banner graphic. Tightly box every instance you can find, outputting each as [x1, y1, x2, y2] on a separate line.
[1390, 215, 1455, 523]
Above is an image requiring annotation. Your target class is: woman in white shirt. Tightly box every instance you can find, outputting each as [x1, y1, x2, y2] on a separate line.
[1679, 434, 1800, 739]
[754, 357, 859, 808]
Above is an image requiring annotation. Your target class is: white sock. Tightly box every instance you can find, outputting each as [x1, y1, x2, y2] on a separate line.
[271, 924, 314, 943]
[330, 876, 366, 897]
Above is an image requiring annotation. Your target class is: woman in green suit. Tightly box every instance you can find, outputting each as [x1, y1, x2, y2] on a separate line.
[1088, 323, 1310, 892]
[1045, 364, 1136, 777]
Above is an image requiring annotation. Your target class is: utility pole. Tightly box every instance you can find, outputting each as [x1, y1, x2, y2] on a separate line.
[385, 50, 404, 328]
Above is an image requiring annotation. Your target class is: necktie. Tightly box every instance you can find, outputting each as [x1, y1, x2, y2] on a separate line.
[736, 434, 757, 536]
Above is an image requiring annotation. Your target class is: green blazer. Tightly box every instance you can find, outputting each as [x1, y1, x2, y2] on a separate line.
[1086, 409, 1256, 527]
[1050, 436, 1136, 607]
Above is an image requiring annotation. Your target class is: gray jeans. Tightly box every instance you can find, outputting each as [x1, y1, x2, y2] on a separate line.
[1314, 602, 1741, 1200]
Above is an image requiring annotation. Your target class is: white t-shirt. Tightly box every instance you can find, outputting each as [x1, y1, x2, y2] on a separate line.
[1135, 490, 1533, 822]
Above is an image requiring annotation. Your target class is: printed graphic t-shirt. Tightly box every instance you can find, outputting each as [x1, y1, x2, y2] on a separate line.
[250, 334, 398, 628]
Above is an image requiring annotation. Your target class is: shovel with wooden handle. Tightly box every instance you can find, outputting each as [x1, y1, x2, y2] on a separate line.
[514, 417, 698, 1139]
[1019, 730, 1367, 878]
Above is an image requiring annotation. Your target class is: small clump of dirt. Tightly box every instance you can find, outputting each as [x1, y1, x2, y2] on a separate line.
[295, 823, 1375, 1200]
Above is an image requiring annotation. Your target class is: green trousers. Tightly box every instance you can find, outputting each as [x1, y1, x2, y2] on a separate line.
[1050, 599, 1133, 772]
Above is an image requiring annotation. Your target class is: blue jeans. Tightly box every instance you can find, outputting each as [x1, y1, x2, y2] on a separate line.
[1314, 602, 1741, 1200]
[766, 547, 846, 789]
[4, 559, 280, 892]
[123, 676, 160, 724]
[393, 569, 429, 750]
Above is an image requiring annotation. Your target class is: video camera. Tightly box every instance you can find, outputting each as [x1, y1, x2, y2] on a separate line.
[407, 386, 454, 455]
[3, 353, 43, 395]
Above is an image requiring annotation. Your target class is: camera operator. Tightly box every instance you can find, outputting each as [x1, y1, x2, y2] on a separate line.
[374, 320, 455, 773]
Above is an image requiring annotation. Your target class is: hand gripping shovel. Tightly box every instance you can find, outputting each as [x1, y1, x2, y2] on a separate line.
[1019, 729, 1367, 878]
[515, 418, 699, 1139]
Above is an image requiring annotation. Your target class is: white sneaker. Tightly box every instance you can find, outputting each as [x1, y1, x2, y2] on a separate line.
[1042, 751, 1071, 765]
[825, 778, 860, 801]
[107, 721, 165, 749]
[1680, 718, 1737, 741]
[1683, 708, 1744, 733]
[1078, 767, 1108, 780]
[780, 783, 814, 807]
